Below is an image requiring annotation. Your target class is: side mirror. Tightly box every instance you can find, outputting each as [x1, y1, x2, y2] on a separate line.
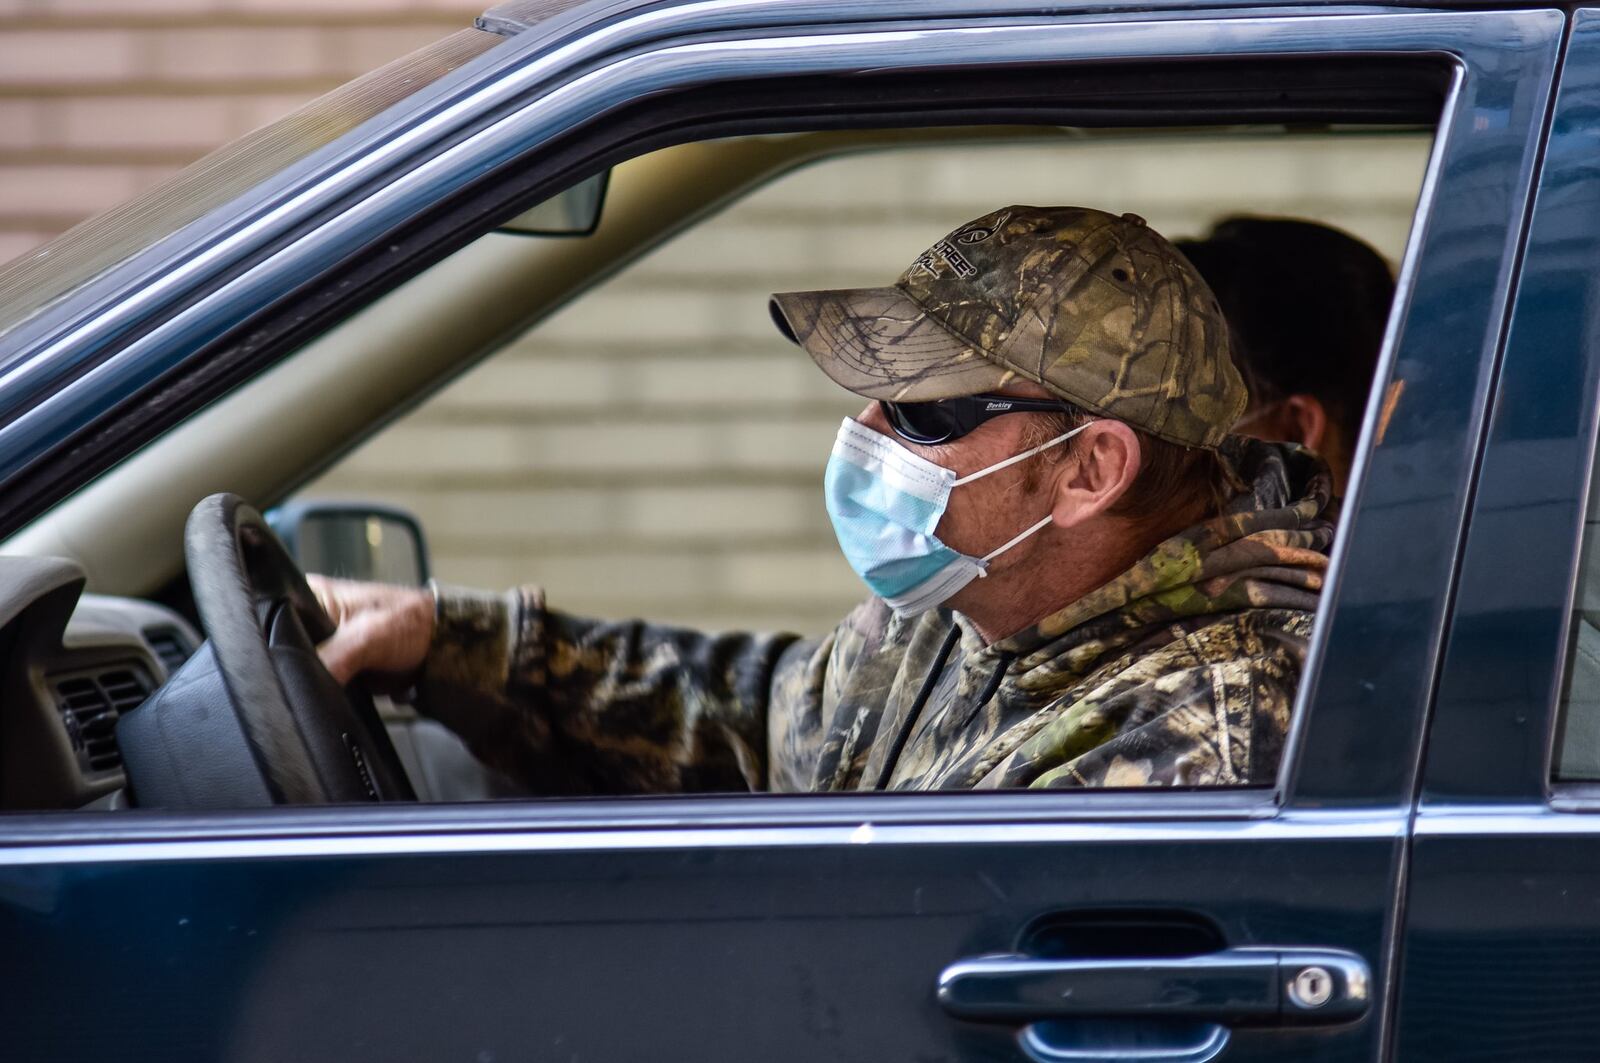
[266, 501, 430, 586]
[497, 170, 609, 236]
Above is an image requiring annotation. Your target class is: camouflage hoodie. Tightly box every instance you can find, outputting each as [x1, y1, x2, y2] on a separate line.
[418, 438, 1332, 793]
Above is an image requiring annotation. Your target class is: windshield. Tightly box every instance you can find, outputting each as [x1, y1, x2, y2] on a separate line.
[0, 26, 501, 343]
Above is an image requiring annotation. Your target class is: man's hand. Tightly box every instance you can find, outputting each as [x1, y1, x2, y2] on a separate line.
[307, 575, 436, 686]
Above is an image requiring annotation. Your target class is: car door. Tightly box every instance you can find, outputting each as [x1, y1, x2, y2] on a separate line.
[1392, 11, 1600, 1060]
[0, 5, 1561, 1062]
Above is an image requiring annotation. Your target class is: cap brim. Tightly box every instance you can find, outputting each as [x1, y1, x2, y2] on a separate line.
[770, 287, 1012, 402]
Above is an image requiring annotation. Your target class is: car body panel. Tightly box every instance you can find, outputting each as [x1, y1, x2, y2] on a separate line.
[2, 812, 1401, 1062]
[1393, 11, 1600, 1060]
[1418, 7, 1600, 808]
[1267, 10, 1561, 809]
[0, 2, 1578, 1060]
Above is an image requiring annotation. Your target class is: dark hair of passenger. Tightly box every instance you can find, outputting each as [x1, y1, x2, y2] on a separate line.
[1176, 216, 1395, 471]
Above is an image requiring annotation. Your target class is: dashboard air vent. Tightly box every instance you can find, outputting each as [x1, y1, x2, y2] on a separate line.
[49, 666, 154, 775]
[143, 626, 192, 676]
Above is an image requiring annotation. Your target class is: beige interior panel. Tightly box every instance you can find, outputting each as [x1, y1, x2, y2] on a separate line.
[1, 128, 1080, 595]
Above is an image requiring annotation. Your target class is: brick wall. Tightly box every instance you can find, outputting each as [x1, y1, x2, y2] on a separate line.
[0, 0, 478, 263]
[0, 6, 1431, 635]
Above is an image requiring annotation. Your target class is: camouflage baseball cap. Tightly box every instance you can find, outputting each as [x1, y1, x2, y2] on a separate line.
[769, 205, 1246, 449]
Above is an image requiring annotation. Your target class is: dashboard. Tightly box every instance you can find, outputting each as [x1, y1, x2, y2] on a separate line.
[0, 555, 198, 810]
[0, 553, 510, 808]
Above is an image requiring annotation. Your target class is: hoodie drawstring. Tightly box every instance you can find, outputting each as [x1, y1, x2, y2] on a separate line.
[875, 625, 960, 790]
[874, 629, 1015, 789]
[960, 650, 1015, 730]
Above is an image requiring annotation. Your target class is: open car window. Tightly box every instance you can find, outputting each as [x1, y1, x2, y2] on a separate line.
[1, 23, 1492, 811]
[298, 128, 1428, 635]
[237, 124, 1429, 801]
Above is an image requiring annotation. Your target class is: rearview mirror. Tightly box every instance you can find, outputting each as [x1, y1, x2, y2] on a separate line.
[497, 170, 609, 236]
[267, 501, 431, 587]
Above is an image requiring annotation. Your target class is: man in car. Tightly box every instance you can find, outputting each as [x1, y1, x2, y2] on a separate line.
[311, 205, 1334, 793]
[1178, 216, 1394, 495]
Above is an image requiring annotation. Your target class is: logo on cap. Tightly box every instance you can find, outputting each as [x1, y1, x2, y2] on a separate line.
[953, 211, 1010, 244]
[908, 239, 978, 280]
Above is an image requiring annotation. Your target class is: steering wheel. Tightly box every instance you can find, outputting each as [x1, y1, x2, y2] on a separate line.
[117, 493, 415, 807]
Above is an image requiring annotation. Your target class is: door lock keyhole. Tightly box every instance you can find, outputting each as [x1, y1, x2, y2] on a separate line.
[1289, 965, 1334, 1009]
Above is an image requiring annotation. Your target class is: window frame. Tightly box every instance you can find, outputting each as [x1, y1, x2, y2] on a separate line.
[1425, 6, 1600, 808]
[0, 6, 1564, 840]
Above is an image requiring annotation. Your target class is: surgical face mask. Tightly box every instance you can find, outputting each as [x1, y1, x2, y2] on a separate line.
[824, 416, 1091, 616]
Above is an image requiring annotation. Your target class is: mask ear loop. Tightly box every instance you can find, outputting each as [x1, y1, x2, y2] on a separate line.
[954, 420, 1095, 577]
[950, 422, 1092, 486]
[977, 515, 1055, 570]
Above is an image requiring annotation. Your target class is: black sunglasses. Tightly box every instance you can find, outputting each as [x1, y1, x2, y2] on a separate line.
[882, 394, 1071, 445]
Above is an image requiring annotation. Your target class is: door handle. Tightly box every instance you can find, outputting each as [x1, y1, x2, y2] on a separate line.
[937, 947, 1369, 1027]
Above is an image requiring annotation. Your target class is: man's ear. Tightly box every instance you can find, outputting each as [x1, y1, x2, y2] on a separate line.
[1049, 420, 1142, 528]
[1280, 394, 1328, 453]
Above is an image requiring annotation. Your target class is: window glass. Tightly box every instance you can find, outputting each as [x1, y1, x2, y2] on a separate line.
[1556, 469, 1600, 780]
[0, 28, 499, 346]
